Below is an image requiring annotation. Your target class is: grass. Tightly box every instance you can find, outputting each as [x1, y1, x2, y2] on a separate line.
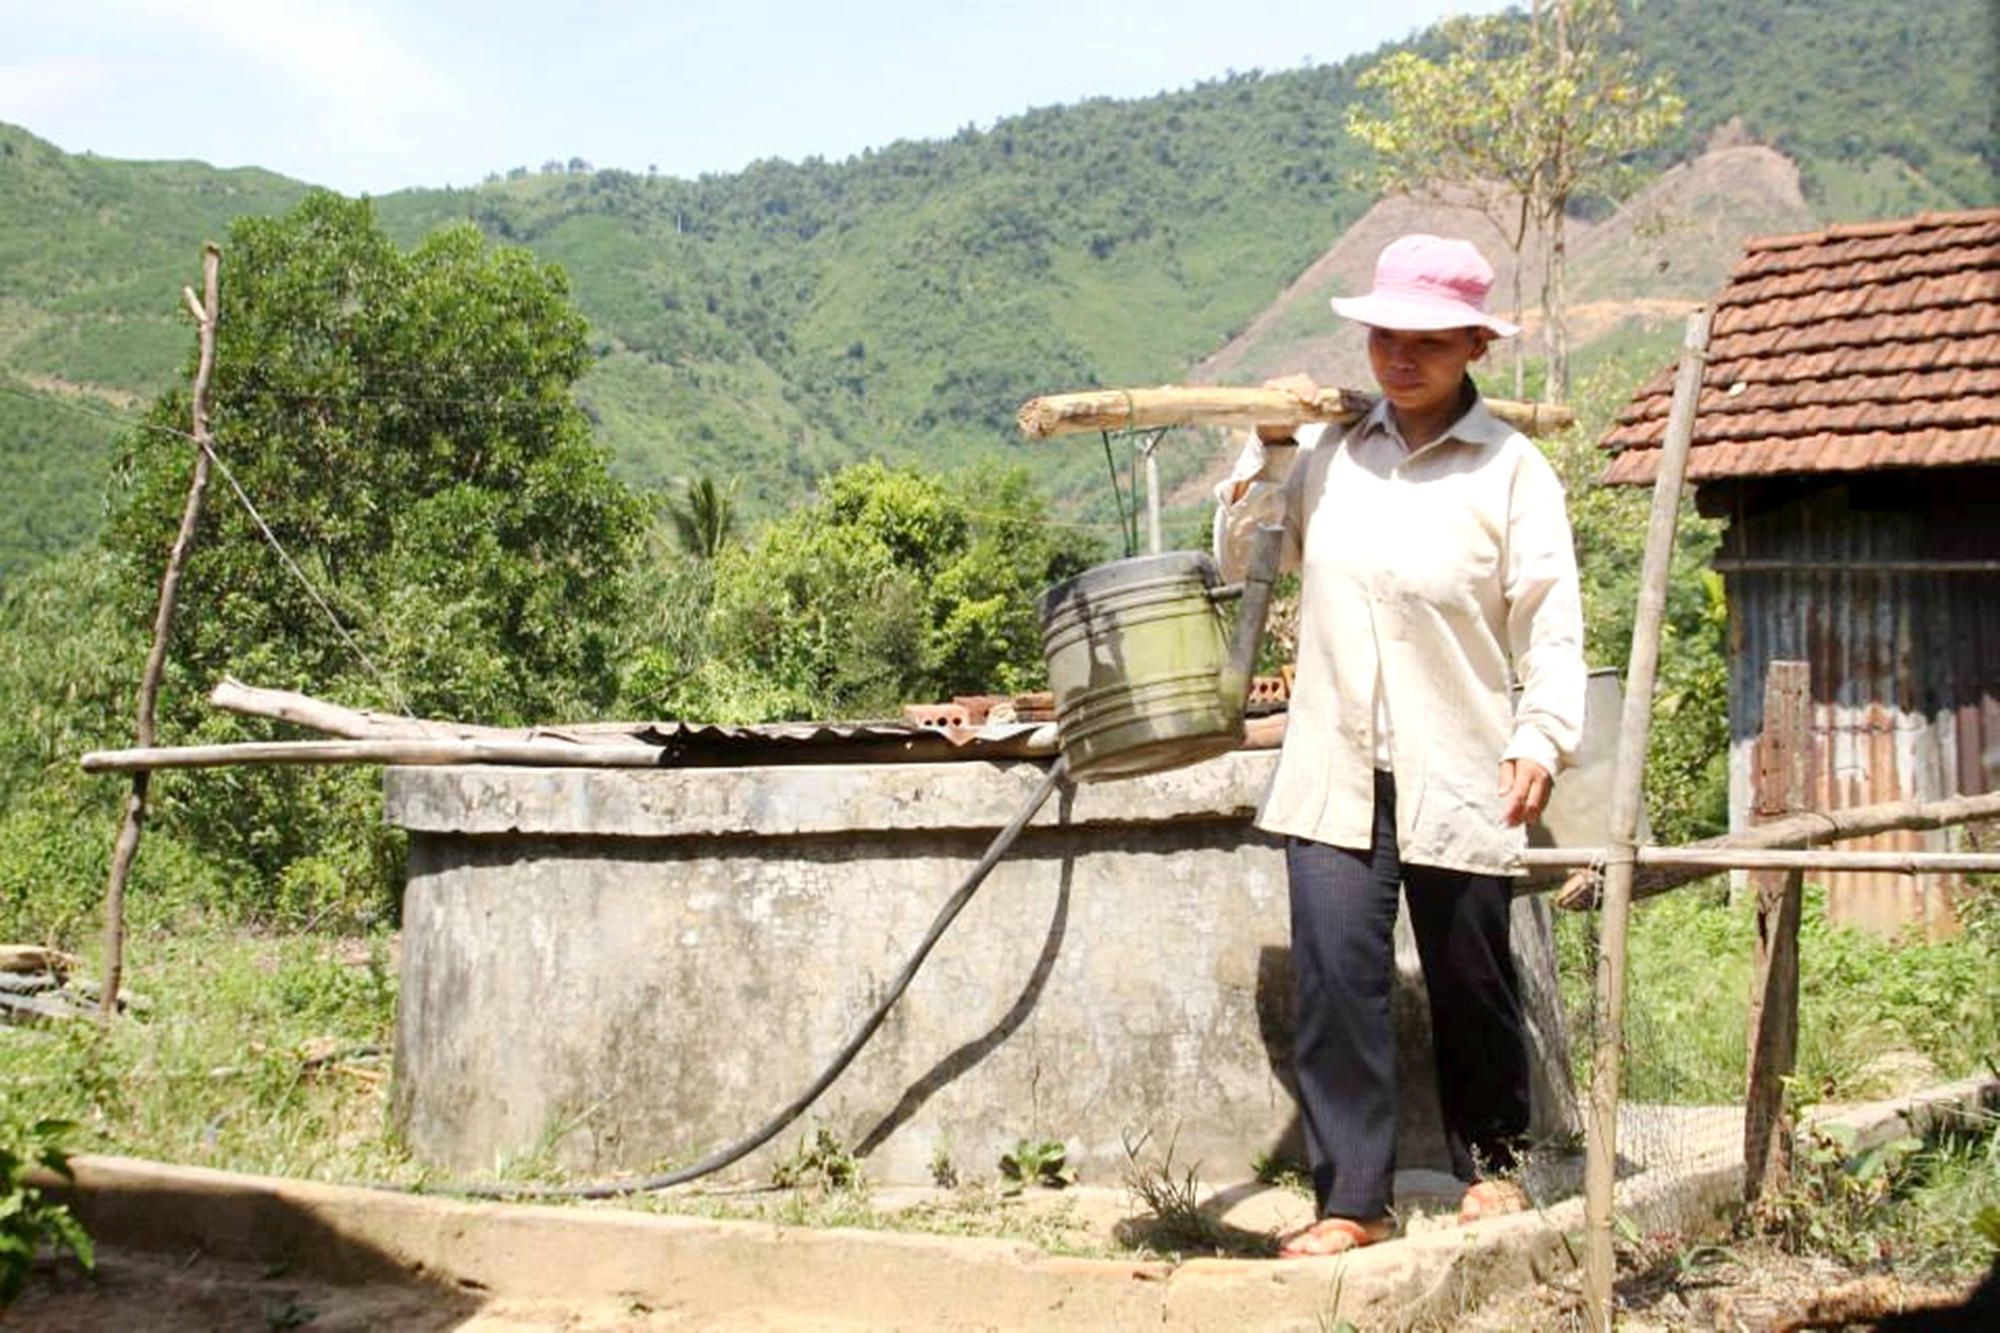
[1, 883, 1993, 1286]
[1554, 882, 2000, 1108]
[0, 925, 409, 1186]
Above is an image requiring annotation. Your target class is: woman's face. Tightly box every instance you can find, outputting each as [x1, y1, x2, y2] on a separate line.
[1366, 326, 1488, 418]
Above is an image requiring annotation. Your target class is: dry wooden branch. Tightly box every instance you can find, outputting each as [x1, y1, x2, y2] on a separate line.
[1523, 848, 2000, 874]
[1015, 385, 1576, 439]
[102, 242, 220, 1024]
[0, 945, 80, 976]
[209, 677, 527, 742]
[1551, 790, 2000, 909]
[1758, 1273, 1982, 1332]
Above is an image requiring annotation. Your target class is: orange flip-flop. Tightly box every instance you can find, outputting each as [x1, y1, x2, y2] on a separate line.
[1277, 1215, 1395, 1258]
[1457, 1179, 1530, 1223]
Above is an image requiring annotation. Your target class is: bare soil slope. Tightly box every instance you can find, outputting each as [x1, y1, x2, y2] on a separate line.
[1171, 140, 1814, 503]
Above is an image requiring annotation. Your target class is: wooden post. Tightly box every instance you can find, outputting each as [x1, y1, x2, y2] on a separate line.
[99, 243, 220, 1022]
[1583, 307, 1710, 1332]
[1743, 660, 1811, 1202]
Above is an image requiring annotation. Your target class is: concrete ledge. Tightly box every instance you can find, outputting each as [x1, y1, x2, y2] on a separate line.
[46, 1077, 1996, 1330]
[384, 752, 1277, 838]
[43, 1155, 1560, 1330]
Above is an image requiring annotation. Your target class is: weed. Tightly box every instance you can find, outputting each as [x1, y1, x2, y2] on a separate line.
[0, 1109, 94, 1308]
[1556, 885, 2000, 1107]
[0, 925, 410, 1188]
[928, 1142, 959, 1189]
[1252, 1150, 1313, 1197]
[264, 1299, 318, 1330]
[1867, 1108, 2000, 1280]
[878, 1182, 1108, 1257]
[998, 1137, 1076, 1193]
[1118, 1129, 1276, 1259]
[487, 1101, 604, 1185]
[771, 1125, 863, 1194]
[1751, 1120, 1926, 1266]
[1314, 1270, 1356, 1332]
[1977, 1205, 2000, 1248]
[1120, 1129, 1228, 1254]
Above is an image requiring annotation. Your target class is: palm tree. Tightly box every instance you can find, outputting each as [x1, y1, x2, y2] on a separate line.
[663, 476, 737, 560]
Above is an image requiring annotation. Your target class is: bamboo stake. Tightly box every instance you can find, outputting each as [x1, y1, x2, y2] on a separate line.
[82, 738, 668, 773]
[1014, 385, 1576, 439]
[99, 243, 219, 1024]
[1584, 307, 1710, 1332]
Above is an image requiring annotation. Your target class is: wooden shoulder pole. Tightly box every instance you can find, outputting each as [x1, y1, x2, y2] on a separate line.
[100, 243, 219, 1023]
[1583, 307, 1711, 1330]
[1015, 385, 1575, 438]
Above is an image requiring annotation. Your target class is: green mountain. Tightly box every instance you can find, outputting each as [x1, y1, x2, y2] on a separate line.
[2, 0, 1993, 586]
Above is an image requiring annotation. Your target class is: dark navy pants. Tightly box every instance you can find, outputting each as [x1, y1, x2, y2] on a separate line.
[1285, 771, 1530, 1220]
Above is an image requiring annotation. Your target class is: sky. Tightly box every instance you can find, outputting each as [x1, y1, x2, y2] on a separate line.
[0, 0, 1505, 196]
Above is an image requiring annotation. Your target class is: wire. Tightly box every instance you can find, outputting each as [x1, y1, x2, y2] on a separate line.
[192, 437, 410, 716]
[0, 379, 411, 712]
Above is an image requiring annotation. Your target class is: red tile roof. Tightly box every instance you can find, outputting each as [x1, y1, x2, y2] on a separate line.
[1599, 209, 2000, 485]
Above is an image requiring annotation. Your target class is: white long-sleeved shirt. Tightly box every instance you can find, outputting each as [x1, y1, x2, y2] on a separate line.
[1214, 393, 1586, 875]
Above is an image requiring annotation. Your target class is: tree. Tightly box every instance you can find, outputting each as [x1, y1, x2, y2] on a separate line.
[103, 191, 645, 920]
[625, 461, 1098, 724]
[1533, 353, 1727, 844]
[1347, 0, 1683, 400]
[662, 476, 737, 560]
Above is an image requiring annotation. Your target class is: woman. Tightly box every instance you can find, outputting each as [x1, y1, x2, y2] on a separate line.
[1213, 234, 1586, 1258]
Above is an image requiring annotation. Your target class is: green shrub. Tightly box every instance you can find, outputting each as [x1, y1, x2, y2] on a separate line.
[0, 1107, 94, 1308]
[1561, 885, 2000, 1106]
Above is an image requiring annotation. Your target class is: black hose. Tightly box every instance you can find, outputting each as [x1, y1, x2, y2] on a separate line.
[428, 754, 1071, 1201]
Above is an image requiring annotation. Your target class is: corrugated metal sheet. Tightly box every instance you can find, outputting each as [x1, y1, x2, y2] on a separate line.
[1719, 476, 1999, 938]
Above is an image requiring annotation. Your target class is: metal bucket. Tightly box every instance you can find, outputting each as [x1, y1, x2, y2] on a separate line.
[1524, 666, 1641, 873]
[1035, 551, 1248, 782]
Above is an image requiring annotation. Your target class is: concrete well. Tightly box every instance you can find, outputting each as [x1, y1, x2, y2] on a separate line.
[384, 751, 1578, 1187]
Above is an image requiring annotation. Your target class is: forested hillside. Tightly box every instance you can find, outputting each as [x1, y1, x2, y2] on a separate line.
[0, 126, 310, 583]
[1, 0, 1993, 585]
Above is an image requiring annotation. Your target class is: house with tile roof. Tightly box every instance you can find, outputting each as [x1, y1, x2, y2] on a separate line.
[1600, 207, 1999, 938]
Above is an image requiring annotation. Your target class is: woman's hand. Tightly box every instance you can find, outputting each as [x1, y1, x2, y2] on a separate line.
[1257, 373, 1323, 444]
[1499, 758, 1552, 827]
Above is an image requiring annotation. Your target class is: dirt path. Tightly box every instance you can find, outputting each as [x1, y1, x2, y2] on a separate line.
[10, 1247, 869, 1331]
[11, 1249, 472, 1332]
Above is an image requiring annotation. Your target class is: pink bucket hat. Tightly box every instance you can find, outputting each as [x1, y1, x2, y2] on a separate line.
[1330, 234, 1519, 337]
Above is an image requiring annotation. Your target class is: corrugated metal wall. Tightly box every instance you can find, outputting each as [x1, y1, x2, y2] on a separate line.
[1716, 472, 2000, 938]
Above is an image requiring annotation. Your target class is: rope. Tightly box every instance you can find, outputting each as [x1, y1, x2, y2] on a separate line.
[1099, 429, 1138, 557]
